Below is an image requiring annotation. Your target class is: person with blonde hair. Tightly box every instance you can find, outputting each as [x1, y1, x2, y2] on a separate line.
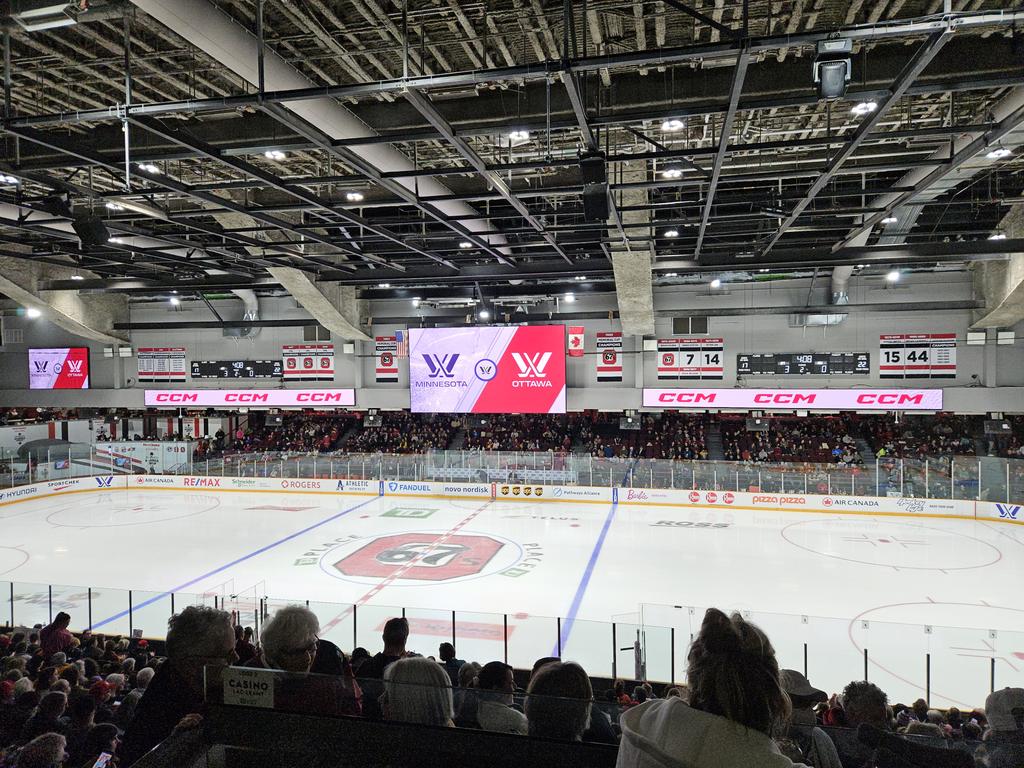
[616, 608, 801, 768]
[383, 657, 453, 727]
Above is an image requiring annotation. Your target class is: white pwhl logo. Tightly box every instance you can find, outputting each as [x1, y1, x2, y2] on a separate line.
[67, 360, 83, 373]
[510, 352, 552, 378]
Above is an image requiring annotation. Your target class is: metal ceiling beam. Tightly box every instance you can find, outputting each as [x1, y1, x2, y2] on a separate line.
[761, 30, 952, 256]
[404, 89, 574, 264]
[9, 9, 1023, 128]
[662, 0, 739, 39]
[256, 101, 511, 266]
[695, 46, 750, 258]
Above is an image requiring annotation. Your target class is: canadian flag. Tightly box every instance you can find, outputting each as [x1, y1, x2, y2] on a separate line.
[567, 326, 585, 357]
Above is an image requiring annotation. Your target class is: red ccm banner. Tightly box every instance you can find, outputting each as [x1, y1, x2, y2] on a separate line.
[643, 388, 943, 411]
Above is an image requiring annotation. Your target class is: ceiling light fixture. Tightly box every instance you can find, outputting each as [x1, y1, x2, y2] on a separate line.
[459, 241, 472, 249]
[989, 233, 1007, 240]
[986, 147, 1012, 160]
[661, 168, 683, 180]
[169, 296, 180, 306]
[851, 101, 877, 116]
[107, 237, 124, 244]
[574, 275, 587, 281]
[345, 191, 364, 202]
[136, 163, 159, 174]
[881, 216, 898, 225]
[378, 282, 391, 289]
[710, 278, 722, 288]
[264, 150, 286, 161]
[507, 130, 530, 142]
[664, 272, 679, 278]
[664, 229, 679, 238]
[886, 270, 901, 283]
[0, 174, 18, 185]
[661, 119, 685, 133]
[412, 298, 421, 308]
[71, 275, 84, 281]
[25, 307, 41, 319]
[479, 309, 490, 320]
[105, 202, 124, 211]
[564, 293, 575, 303]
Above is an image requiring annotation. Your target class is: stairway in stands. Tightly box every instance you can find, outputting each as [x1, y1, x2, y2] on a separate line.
[447, 428, 467, 450]
[336, 422, 362, 448]
[855, 437, 877, 466]
[706, 423, 726, 461]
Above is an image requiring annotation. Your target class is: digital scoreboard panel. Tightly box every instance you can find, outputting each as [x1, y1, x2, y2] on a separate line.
[737, 352, 870, 376]
[190, 360, 282, 379]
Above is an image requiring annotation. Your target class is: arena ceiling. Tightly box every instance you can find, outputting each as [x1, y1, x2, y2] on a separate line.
[2, 0, 1024, 335]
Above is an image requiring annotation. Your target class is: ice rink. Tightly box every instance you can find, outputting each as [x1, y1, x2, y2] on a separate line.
[2, 487, 1022, 707]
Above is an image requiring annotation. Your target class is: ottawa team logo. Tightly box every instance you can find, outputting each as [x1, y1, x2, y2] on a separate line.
[325, 531, 523, 585]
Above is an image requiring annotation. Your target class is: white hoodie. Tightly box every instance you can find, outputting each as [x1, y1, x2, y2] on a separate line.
[616, 698, 809, 768]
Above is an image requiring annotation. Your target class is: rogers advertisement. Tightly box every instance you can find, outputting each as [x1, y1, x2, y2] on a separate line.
[29, 348, 90, 389]
[410, 326, 566, 414]
[643, 387, 942, 411]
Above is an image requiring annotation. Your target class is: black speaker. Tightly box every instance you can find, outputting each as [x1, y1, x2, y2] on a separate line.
[582, 183, 609, 222]
[745, 418, 769, 432]
[580, 152, 607, 185]
[72, 216, 110, 247]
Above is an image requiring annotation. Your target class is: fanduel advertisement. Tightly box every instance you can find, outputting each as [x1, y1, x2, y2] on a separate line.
[409, 326, 566, 413]
[28, 348, 90, 389]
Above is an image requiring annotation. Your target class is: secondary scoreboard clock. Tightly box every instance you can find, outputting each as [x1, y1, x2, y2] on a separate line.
[879, 334, 957, 378]
[190, 360, 283, 379]
[737, 352, 870, 376]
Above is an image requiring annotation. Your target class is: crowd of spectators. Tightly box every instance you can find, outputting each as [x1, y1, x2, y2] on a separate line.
[722, 416, 863, 465]
[463, 415, 581, 452]
[861, 414, 978, 460]
[343, 412, 459, 454]
[584, 413, 709, 460]
[4, 606, 1019, 768]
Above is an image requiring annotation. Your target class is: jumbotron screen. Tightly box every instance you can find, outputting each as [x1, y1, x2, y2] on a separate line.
[409, 326, 566, 414]
[28, 347, 90, 389]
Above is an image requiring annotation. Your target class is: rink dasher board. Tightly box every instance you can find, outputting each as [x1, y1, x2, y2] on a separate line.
[0, 475, 1020, 526]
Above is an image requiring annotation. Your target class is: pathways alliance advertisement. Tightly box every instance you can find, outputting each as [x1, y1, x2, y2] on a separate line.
[409, 326, 566, 414]
[28, 348, 91, 389]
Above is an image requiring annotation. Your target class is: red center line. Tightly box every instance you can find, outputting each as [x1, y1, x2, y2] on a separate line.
[320, 500, 493, 633]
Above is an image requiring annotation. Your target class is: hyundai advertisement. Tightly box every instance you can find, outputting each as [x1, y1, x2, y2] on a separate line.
[409, 326, 566, 413]
[28, 348, 90, 389]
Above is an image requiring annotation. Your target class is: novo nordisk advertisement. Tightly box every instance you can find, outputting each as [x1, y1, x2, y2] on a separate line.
[409, 326, 566, 414]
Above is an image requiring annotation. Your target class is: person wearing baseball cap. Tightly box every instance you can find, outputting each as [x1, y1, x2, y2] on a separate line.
[979, 688, 1024, 768]
[779, 670, 841, 768]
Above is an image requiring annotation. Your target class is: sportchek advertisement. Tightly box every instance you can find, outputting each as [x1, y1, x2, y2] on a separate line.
[28, 348, 90, 389]
[409, 326, 566, 414]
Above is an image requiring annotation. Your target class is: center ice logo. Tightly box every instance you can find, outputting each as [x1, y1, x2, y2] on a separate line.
[332, 533, 504, 581]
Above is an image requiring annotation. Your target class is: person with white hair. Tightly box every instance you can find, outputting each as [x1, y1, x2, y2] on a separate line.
[118, 666, 155, 727]
[15, 732, 66, 768]
[259, 606, 319, 674]
[119, 606, 236, 766]
[383, 657, 454, 727]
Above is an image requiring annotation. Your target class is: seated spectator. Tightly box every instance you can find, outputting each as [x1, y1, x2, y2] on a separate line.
[779, 670, 841, 768]
[0, 688, 38, 747]
[19, 691, 67, 744]
[119, 606, 236, 766]
[117, 667, 154, 727]
[530, 657, 615, 744]
[74, 723, 119, 768]
[63, 695, 97, 765]
[474, 662, 527, 735]
[525, 661, 592, 741]
[977, 687, 1024, 768]
[14, 733, 66, 768]
[258, 606, 319, 674]
[359, 617, 410, 680]
[616, 608, 797, 768]
[382, 657, 453, 728]
[825, 681, 890, 768]
[453, 662, 482, 727]
[438, 643, 464, 687]
[233, 626, 256, 666]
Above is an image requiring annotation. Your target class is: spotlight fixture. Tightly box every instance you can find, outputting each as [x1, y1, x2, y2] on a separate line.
[0, 174, 18, 185]
[378, 282, 391, 289]
[661, 119, 684, 133]
[710, 278, 722, 288]
[26, 307, 42, 319]
[263, 150, 286, 161]
[661, 168, 683, 180]
[412, 298, 421, 308]
[71, 275, 84, 281]
[989, 233, 1007, 240]
[564, 293, 575, 303]
[574, 275, 587, 281]
[459, 241, 472, 249]
[813, 38, 852, 100]
[104, 202, 124, 211]
[169, 296, 180, 306]
[664, 229, 680, 238]
[664, 272, 679, 278]
[479, 309, 490, 320]
[986, 146, 1012, 160]
[881, 216, 898, 225]
[107, 237, 124, 244]
[886, 270, 901, 283]
[507, 130, 530, 142]
[136, 163, 159, 174]
[345, 191, 364, 202]
[850, 101, 877, 116]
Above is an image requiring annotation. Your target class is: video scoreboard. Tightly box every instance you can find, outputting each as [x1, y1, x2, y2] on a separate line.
[190, 360, 282, 379]
[737, 352, 870, 376]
